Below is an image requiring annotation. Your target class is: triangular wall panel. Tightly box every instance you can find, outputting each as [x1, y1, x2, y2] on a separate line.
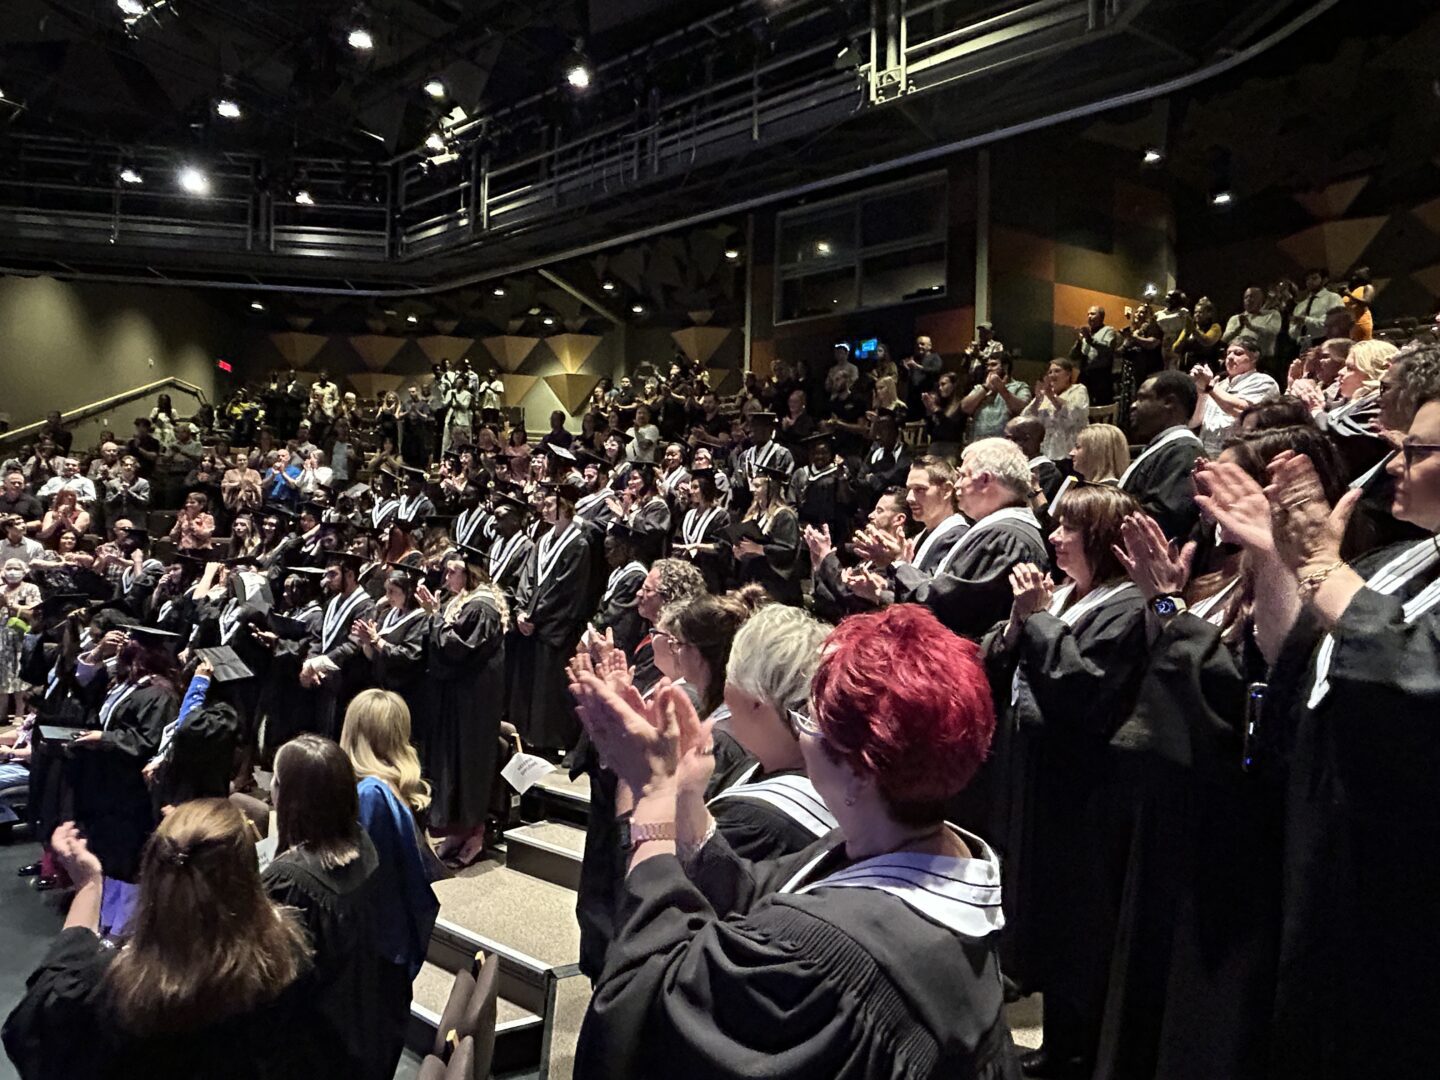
[543, 373, 601, 414]
[347, 335, 407, 372]
[415, 336, 476, 364]
[547, 333, 602, 374]
[1276, 216, 1388, 278]
[346, 374, 407, 400]
[501, 374, 539, 406]
[268, 332, 328, 368]
[1292, 177, 1370, 220]
[672, 326, 733, 367]
[482, 336, 540, 373]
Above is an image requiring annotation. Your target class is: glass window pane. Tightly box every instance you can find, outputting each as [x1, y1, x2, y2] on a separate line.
[861, 182, 947, 247]
[859, 243, 946, 308]
[779, 210, 855, 266]
[780, 267, 857, 322]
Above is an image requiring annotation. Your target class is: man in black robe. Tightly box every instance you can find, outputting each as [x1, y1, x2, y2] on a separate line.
[1120, 372, 1203, 540]
[591, 524, 648, 657]
[486, 494, 533, 611]
[852, 411, 912, 515]
[299, 551, 376, 739]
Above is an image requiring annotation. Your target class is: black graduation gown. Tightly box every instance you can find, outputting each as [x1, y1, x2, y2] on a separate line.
[1, 927, 337, 1080]
[981, 586, 1148, 1063]
[507, 522, 593, 750]
[790, 465, 849, 541]
[853, 442, 912, 508]
[895, 511, 1049, 640]
[1104, 613, 1282, 1080]
[628, 496, 671, 564]
[1117, 428, 1202, 541]
[571, 726, 751, 983]
[486, 530, 532, 612]
[578, 827, 1020, 1080]
[258, 601, 323, 755]
[736, 508, 801, 605]
[705, 762, 838, 861]
[304, 587, 376, 741]
[262, 835, 390, 1080]
[1262, 542, 1440, 1080]
[591, 561, 647, 658]
[369, 605, 428, 725]
[421, 591, 506, 833]
[675, 506, 732, 594]
[71, 677, 177, 882]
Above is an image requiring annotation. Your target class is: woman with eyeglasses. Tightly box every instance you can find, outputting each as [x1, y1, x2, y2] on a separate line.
[1194, 345, 1440, 1079]
[569, 604, 1017, 1079]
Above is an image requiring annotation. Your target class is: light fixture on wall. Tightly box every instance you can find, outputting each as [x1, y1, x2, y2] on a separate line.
[423, 78, 446, 99]
[601, 280, 617, 292]
[294, 189, 315, 206]
[178, 165, 211, 195]
[542, 315, 556, 327]
[347, 27, 374, 51]
[249, 300, 265, 311]
[406, 313, 419, 324]
[492, 285, 506, 297]
[119, 167, 143, 185]
[724, 247, 741, 261]
[1211, 190, 1233, 207]
[1142, 147, 1164, 165]
[630, 303, 646, 315]
[564, 40, 593, 91]
[214, 98, 242, 120]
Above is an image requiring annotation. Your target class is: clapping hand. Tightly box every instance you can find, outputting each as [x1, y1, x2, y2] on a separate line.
[1114, 512, 1196, 600]
[1190, 364, 1213, 392]
[569, 671, 677, 793]
[1193, 460, 1277, 558]
[416, 584, 438, 612]
[984, 372, 1006, 394]
[842, 565, 886, 602]
[803, 523, 834, 565]
[50, 822, 102, 888]
[1262, 451, 1359, 573]
[733, 538, 763, 559]
[1008, 563, 1054, 622]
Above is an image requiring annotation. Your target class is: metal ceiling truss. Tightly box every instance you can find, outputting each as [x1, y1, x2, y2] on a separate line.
[0, 0, 1335, 295]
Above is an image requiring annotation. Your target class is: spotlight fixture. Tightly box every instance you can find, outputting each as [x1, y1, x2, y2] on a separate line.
[423, 78, 446, 99]
[119, 167, 143, 185]
[178, 165, 211, 195]
[215, 98, 242, 120]
[1142, 147, 1164, 165]
[630, 303, 645, 315]
[117, 0, 146, 15]
[527, 306, 542, 316]
[492, 286, 506, 297]
[564, 41, 593, 91]
[294, 189, 315, 206]
[601, 280, 617, 292]
[815, 240, 833, 256]
[542, 315, 556, 327]
[1211, 190, 1233, 207]
[347, 27, 374, 51]
[250, 300, 265, 311]
[406, 314, 419, 324]
[1142, 283, 1159, 300]
[424, 131, 447, 153]
[724, 248, 741, 261]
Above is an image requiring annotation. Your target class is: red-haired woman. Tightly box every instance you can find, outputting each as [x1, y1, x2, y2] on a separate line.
[982, 484, 1150, 1080]
[569, 604, 1018, 1079]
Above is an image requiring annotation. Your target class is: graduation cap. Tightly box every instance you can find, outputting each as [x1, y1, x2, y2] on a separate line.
[342, 483, 370, 501]
[264, 505, 299, 522]
[118, 526, 151, 545]
[606, 430, 633, 446]
[576, 449, 612, 471]
[37, 592, 91, 621]
[801, 431, 835, 447]
[128, 625, 182, 649]
[689, 466, 717, 483]
[606, 521, 637, 545]
[194, 646, 255, 683]
[491, 492, 531, 516]
[324, 550, 367, 574]
[300, 500, 327, 519]
[754, 463, 792, 484]
[377, 464, 403, 483]
[544, 443, 578, 463]
[451, 543, 490, 569]
[541, 479, 586, 504]
[384, 561, 426, 582]
[400, 465, 428, 484]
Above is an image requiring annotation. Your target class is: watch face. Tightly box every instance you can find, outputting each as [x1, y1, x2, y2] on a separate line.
[1153, 596, 1179, 616]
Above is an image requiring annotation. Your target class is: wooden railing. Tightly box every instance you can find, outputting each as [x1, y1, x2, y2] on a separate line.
[0, 378, 209, 451]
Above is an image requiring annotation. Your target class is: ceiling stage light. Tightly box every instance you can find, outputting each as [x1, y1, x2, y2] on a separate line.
[492, 286, 506, 297]
[119, 167, 143, 185]
[542, 316, 556, 327]
[424, 79, 446, 99]
[178, 166, 211, 195]
[294, 190, 315, 206]
[347, 27, 374, 51]
[424, 132, 447, 153]
[630, 303, 645, 315]
[1211, 191, 1233, 206]
[724, 248, 741, 261]
[406, 314, 419, 324]
[117, 0, 146, 16]
[1142, 147, 1164, 165]
[601, 280, 616, 292]
[250, 300, 265, 311]
[215, 99, 242, 120]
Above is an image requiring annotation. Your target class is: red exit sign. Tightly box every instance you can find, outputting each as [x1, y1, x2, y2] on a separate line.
[217, 360, 233, 372]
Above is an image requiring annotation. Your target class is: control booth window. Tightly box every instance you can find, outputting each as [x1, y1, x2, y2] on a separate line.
[775, 172, 948, 324]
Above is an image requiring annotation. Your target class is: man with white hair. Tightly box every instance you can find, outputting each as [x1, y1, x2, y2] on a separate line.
[850, 437, 1049, 639]
[36, 457, 97, 507]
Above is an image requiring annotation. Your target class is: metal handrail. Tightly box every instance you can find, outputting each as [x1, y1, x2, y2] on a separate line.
[0, 377, 210, 450]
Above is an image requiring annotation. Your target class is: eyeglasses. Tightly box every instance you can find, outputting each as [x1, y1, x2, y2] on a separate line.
[651, 628, 687, 649]
[1401, 439, 1440, 471]
[788, 707, 824, 741]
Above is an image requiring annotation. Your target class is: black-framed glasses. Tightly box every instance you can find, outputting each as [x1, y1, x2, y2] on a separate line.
[1401, 439, 1440, 471]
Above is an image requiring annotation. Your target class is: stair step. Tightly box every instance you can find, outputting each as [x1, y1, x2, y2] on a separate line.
[429, 861, 581, 1014]
[411, 959, 538, 1030]
[523, 770, 592, 828]
[505, 821, 585, 890]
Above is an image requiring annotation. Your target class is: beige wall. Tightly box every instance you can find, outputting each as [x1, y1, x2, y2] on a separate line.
[0, 276, 228, 438]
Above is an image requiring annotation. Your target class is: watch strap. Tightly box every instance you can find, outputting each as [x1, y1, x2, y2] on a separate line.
[627, 820, 676, 850]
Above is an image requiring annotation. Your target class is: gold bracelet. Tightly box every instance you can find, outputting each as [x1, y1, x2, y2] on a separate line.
[1299, 558, 1346, 594]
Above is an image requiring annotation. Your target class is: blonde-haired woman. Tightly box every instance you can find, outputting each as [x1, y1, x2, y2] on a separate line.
[340, 691, 441, 1078]
[1069, 423, 1131, 484]
[5, 802, 335, 1078]
[733, 471, 801, 605]
[417, 547, 508, 867]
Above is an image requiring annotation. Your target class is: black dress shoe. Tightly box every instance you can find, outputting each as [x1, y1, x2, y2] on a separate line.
[31, 875, 62, 892]
[1020, 1047, 1088, 1079]
[16, 862, 42, 877]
